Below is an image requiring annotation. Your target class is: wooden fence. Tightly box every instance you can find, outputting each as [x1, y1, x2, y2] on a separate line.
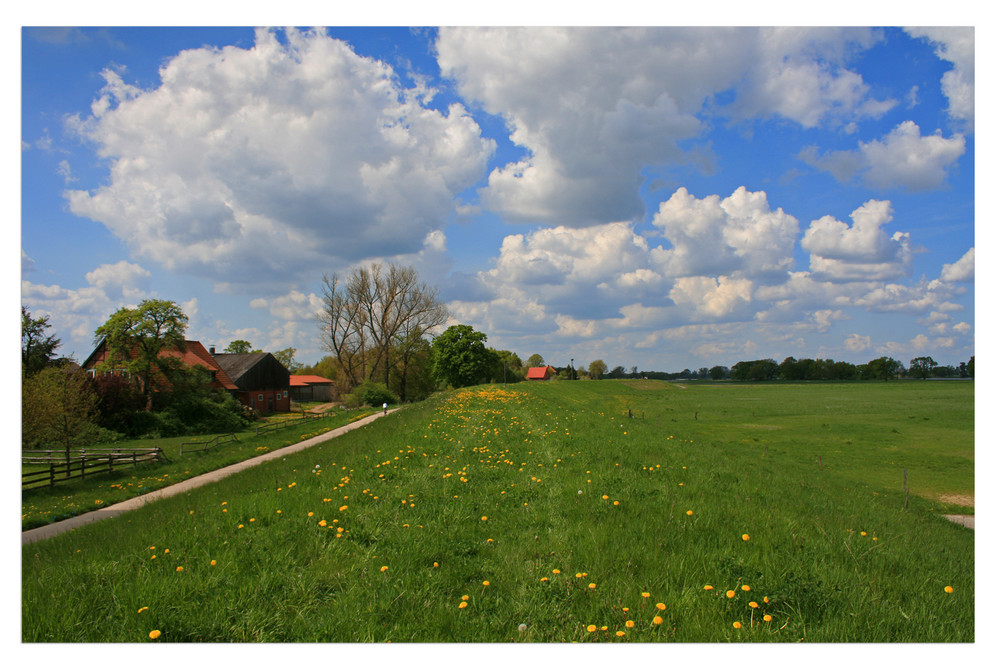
[253, 412, 326, 437]
[22, 448, 168, 489]
[179, 432, 239, 456]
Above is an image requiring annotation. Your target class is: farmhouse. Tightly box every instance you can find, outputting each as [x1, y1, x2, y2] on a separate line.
[289, 374, 335, 402]
[210, 350, 291, 413]
[526, 365, 557, 381]
[82, 339, 238, 392]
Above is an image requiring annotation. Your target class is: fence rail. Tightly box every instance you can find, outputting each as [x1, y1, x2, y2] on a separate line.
[179, 433, 239, 456]
[22, 448, 167, 489]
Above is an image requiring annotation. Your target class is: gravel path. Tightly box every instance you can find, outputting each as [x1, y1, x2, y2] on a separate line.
[22, 409, 396, 545]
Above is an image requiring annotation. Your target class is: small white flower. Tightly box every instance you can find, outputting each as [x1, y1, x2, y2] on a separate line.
[577, 490, 583, 495]
[518, 623, 527, 632]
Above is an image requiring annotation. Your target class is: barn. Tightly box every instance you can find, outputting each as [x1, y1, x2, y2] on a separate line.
[289, 375, 335, 402]
[211, 351, 291, 413]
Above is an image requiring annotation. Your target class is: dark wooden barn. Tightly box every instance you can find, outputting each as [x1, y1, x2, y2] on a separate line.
[211, 352, 291, 413]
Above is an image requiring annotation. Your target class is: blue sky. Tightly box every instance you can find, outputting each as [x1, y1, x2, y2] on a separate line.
[19, 18, 979, 373]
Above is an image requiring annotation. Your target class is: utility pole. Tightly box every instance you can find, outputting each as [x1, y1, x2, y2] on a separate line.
[570, 358, 574, 380]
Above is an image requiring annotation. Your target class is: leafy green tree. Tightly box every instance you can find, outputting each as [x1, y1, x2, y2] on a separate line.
[431, 325, 493, 388]
[491, 349, 524, 384]
[273, 347, 303, 372]
[94, 299, 189, 409]
[708, 365, 728, 380]
[863, 356, 902, 381]
[526, 353, 545, 368]
[22, 367, 100, 462]
[908, 356, 938, 379]
[22, 307, 62, 376]
[588, 359, 608, 380]
[225, 339, 253, 353]
[968, 356, 974, 379]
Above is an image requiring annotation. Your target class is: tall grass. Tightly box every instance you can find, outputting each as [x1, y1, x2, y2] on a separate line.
[21, 381, 973, 642]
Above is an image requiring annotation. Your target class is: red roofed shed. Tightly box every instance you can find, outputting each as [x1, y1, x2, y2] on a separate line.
[526, 366, 557, 381]
[290, 375, 335, 402]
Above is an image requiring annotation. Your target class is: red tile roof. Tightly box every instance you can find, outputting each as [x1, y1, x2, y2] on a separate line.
[290, 374, 335, 387]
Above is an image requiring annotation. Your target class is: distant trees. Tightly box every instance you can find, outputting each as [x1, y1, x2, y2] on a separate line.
[272, 347, 303, 372]
[588, 359, 608, 380]
[730, 359, 779, 381]
[526, 353, 545, 368]
[908, 356, 937, 380]
[225, 339, 253, 353]
[319, 262, 448, 391]
[861, 356, 903, 381]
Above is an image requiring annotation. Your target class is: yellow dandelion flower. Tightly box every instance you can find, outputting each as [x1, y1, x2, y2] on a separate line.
[148, 630, 162, 640]
[741, 534, 750, 541]
[614, 500, 620, 506]
[642, 592, 651, 598]
[704, 585, 714, 590]
[137, 607, 148, 614]
[653, 616, 663, 625]
[732, 621, 742, 629]
[308, 512, 314, 517]
[763, 596, 769, 603]
[339, 505, 348, 511]
[625, 620, 635, 628]
[541, 577, 549, 582]
[483, 580, 490, 586]
[481, 516, 488, 521]
[686, 510, 694, 516]
[616, 630, 625, 637]
[210, 560, 217, 566]
[151, 555, 156, 560]
[552, 569, 561, 574]
[237, 524, 244, 529]
[433, 562, 439, 568]
[380, 566, 388, 572]
[741, 585, 751, 592]
[861, 531, 867, 536]
[763, 615, 773, 622]
[586, 625, 597, 632]
[655, 602, 666, 610]
[163, 549, 169, 554]
[726, 590, 736, 599]
[318, 520, 327, 527]
[462, 595, 469, 601]
[602, 495, 609, 500]
[749, 601, 759, 608]
[622, 607, 629, 612]
[588, 583, 597, 589]
[945, 586, 954, 594]
[175, 566, 183, 572]
[459, 601, 468, 609]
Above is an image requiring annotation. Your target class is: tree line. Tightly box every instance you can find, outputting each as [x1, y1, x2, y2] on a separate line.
[21, 260, 975, 453]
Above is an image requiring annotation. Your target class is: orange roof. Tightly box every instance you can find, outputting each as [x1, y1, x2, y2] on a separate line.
[526, 366, 556, 379]
[290, 374, 334, 387]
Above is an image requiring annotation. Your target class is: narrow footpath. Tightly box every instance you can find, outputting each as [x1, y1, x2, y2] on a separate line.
[22, 409, 397, 546]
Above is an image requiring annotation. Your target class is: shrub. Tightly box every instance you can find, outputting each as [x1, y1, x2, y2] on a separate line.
[346, 381, 398, 408]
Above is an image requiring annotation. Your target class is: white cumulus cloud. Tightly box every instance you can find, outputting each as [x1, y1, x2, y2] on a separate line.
[940, 247, 974, 283]
[437, 26, 890, 226]
[905, 27, 975, 131]
[800, 121, 965, 191]
[801, 199, 912, 282]
[64, 27, 494, 291]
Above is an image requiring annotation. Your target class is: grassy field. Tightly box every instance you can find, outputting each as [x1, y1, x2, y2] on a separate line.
[21, 380, 973, 642]
[21, 408, 375, 530]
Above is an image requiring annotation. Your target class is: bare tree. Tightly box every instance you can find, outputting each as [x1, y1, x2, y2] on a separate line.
[319, 263, 448, 391]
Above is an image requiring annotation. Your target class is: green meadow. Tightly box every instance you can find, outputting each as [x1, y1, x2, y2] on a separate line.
[21, 380, 973, 642]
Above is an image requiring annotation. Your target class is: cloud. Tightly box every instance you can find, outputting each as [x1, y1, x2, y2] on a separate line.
[940, 247, 974, 283]
[437, 27, 890, 225]
[905, 27, 975, 131]
[799, 121, 965, 191]
[844, 333, 872, 352]
[650, 186, 799, 282]
[21, 260, 154, 350]
[64, 28, 494, 291]
[801, 199, 912, 282]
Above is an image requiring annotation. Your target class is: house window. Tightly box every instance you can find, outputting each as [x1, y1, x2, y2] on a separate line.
[258, 394, 264, 402]
[283, 391, 288, 398]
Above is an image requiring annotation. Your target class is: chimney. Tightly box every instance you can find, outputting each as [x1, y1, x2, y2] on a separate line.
[209, 346, 216, 355]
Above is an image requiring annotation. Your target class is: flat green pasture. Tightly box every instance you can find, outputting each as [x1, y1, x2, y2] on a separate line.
[21, 381, 973, 642]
